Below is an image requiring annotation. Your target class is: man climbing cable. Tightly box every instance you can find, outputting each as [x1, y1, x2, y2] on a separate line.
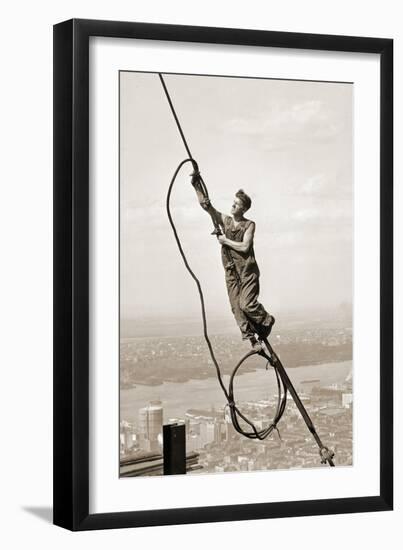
[190, 170, 275, 351]
[160, 75, 335, 464]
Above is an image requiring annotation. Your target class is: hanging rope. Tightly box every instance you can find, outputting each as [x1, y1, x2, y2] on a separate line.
[159, 74, 193, 159]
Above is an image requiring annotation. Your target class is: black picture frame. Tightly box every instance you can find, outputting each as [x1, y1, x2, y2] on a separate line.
[53, 18, 393, 531]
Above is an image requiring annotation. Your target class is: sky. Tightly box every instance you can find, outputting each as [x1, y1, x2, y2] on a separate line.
[120, 71, 353, 324]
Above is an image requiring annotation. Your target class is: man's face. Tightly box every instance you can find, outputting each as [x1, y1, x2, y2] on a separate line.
[231, 196, 244, 216]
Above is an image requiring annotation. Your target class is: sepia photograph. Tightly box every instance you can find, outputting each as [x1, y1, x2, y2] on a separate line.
[119, 70, 353, 478]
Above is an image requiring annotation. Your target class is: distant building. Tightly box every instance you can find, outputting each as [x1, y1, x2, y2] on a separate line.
[120, 431, 137, 453]
[200, 422, 215, 448]
[299, 379, 320, 393]
[139, 401, 163, 452]
[214, 420, 226, 444]
[187, 433, 200, 453]
[120, 420, 138, 455]
[224, 419, 233, 441]
[187, 418, 201, 436]
[342, 393, 353, 408]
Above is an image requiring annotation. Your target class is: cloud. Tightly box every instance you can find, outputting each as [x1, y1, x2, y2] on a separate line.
[223, 99, 345, 151]
[301, 174, 327, 195]
[264, 226, 352, 250]
[122, 201, 208, 230]
[292, 205, 351, 224]
[299, 172, 352, 200]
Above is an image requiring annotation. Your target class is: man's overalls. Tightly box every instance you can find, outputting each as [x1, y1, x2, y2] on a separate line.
[221, 216, 272, 340]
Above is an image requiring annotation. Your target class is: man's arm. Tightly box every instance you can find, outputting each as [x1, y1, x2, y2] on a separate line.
[191, 173, 224, 227]
[218, 222, 255, 253]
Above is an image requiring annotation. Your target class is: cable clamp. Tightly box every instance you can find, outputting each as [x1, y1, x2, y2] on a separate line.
[319, 446, 335, 464]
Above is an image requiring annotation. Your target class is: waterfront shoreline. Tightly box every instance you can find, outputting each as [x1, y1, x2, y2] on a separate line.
[121, 359, 352, 424]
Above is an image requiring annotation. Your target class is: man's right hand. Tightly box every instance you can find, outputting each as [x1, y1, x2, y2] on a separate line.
[200, 197, 211, 211]
[189, 164, 213, 213]
[191, 170, 202, 188]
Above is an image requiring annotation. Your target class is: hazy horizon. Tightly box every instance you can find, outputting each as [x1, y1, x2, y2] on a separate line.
[121, 303, 352, 339]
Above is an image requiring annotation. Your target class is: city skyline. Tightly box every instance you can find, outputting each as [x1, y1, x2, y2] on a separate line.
[120, 323, 353, 475]
[120, 367, 353, 475]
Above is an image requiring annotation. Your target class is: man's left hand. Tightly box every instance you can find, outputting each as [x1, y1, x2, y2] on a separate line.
[217, 235, 226, 245]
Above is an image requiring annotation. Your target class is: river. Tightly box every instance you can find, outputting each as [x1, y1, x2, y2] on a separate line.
[120, 360, 352, 423]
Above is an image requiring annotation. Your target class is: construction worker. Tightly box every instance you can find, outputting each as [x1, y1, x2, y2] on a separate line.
[191, 171, 275, 350]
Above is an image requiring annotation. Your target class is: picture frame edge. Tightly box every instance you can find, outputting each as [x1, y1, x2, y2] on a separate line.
[53, 18, 393, 531]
